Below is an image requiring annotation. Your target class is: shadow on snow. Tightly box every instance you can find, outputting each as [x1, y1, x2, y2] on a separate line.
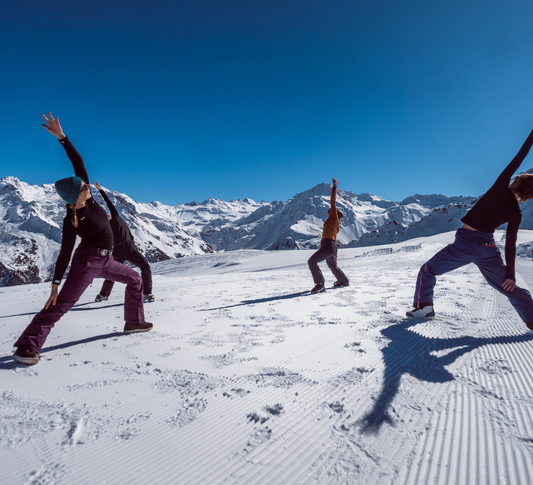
[200, 290, 312, 311]
[0, 332, 124, 369]
[360, 317, 533, 434]
[0, 302, 124, 319]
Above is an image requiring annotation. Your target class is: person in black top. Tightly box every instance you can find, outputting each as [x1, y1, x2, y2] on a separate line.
[12, 113, 153, 365]
[407, 126, 533, 328]
[92, 181, 154, 303]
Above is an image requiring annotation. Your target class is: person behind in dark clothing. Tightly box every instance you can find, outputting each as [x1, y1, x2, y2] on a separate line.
[308, 178, 350, 293]
[93, 181, 154, 303]
[12, 113, 153, 366]
[407, 125, 533, 327]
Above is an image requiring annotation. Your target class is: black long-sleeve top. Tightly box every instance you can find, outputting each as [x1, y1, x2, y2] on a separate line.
[98, 188, 133, 247]
[52, 137, 113, 283]
[461, 128, 533, 280]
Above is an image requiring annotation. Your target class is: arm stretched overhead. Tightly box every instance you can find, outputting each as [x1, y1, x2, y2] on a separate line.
[494, 127, 533, 188]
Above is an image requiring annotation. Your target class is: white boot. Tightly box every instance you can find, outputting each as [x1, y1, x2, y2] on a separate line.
[406, 306, 435, 318]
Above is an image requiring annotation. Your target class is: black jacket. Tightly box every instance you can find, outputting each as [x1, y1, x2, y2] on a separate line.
[53, 137, 113, 282]
[98, 188, 134, 247]
[462, 128, 533, 280]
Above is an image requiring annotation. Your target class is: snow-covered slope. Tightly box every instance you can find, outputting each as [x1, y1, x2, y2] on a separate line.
[3, 233, 533, 484]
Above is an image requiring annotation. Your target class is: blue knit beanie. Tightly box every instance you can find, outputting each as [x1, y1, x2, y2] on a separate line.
[55, 176, 83, 205]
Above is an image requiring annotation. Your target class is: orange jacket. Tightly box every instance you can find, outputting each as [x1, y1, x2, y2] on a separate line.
[322, 185, 340, 240]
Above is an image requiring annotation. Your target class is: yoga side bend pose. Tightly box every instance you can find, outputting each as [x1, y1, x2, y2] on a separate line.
[407, 125, 533, 326]
[308, 178, 350, 293]
[12, 114, 153, 366]
[92, 181, 154, 304]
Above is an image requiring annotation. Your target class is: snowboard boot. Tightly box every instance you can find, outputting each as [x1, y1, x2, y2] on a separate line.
[334, 281, 349, 287]
[143, 294, 155, 303]
[13, 348, 40, 365]
[124, 321, 153, 334]
[95, 294, 108, 302]
[311, 284, 326, 294]
[406, 305, 435, 319]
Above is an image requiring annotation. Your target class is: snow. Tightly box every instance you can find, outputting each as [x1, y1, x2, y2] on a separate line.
[2, 231, 533, 484]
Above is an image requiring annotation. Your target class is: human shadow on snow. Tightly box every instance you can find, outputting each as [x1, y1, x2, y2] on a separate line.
[71, 303, 123, 312]
[0, 302, 124, 319]
[360, 318, 533, 434]
[200, 290, 313, 311]
[0, 332, 123, 369]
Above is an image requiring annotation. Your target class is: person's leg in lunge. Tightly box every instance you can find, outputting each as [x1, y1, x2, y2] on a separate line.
[410, 233, 473, 317]
[14, 252, 99, 353]
[413, 245, 470, 306]
[98, 280, 115, 299]
[308, 241, 335, 291]
[308, 247, 328, 285]
[97, 247, 126, 300]
[475, 245, 533, 325]
[325, 243, 349, 286]
[98, 257, 147, 327]
[123, 245, 153, 297]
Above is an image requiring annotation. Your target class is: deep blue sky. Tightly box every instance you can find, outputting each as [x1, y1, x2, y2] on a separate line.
[2, 0, 533, 205]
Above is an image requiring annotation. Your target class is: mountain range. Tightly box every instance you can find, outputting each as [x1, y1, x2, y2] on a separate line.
[2, 175, 533, 287]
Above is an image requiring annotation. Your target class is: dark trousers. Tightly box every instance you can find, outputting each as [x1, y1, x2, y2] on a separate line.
[414, 228, 533, 322]
[99, 241, 152, 297]
[14, 249, 145, 353]
[308, 238, 349, 286]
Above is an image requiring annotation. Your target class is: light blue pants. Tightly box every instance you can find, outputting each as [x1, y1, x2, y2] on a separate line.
[414, 228, 533, 322]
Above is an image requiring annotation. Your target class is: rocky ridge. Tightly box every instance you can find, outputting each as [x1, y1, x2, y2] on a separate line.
[3, 175, 533, 287]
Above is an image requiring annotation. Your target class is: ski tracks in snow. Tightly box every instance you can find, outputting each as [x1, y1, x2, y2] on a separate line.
[2, 236, 533, 484]
[302, 249, 533, 485]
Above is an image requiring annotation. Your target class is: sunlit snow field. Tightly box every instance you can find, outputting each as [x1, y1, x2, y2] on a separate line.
[2, 231, 533, 484]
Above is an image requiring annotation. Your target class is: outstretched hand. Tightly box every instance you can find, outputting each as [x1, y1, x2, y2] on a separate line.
[41, 112, 66, 139]
[93, 181, 102, 191]
[44, 284, 59, 310]
[502, 278, 515, 292]
[332, 178, 339, 187]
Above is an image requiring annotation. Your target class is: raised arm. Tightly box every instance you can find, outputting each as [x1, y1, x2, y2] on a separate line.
[330, 178, 339, 211]
[41, 113, 89, 183]
[93, 181, 119, 218]
[494, 127, 533, 187]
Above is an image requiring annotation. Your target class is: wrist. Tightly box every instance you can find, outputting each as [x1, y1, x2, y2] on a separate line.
[56, 133, 66, 140]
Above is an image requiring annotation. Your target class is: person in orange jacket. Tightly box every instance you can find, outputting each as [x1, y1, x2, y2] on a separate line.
[308, 178, 350, 293]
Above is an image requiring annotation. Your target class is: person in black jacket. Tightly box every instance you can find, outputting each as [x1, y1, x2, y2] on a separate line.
[12, 113, 153, 365]
[407, 125, 533, 327]
[93, 181, 154, 303]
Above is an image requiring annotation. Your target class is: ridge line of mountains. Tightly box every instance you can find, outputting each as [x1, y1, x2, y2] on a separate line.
[3, 175, 533, 287]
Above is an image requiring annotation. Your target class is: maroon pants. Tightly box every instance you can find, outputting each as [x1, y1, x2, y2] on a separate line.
[14, 249, 145, 353]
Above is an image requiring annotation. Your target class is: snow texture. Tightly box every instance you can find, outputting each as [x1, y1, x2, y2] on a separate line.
[2, 231, 533, 484]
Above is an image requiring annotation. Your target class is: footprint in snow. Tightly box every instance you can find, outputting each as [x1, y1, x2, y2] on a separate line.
[246, 403, 284, 424]
[245, 428, 272, 452]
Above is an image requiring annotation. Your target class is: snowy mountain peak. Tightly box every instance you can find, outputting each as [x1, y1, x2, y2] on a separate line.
[5, 174, 533, 287]
[0, 177, 215, 286]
